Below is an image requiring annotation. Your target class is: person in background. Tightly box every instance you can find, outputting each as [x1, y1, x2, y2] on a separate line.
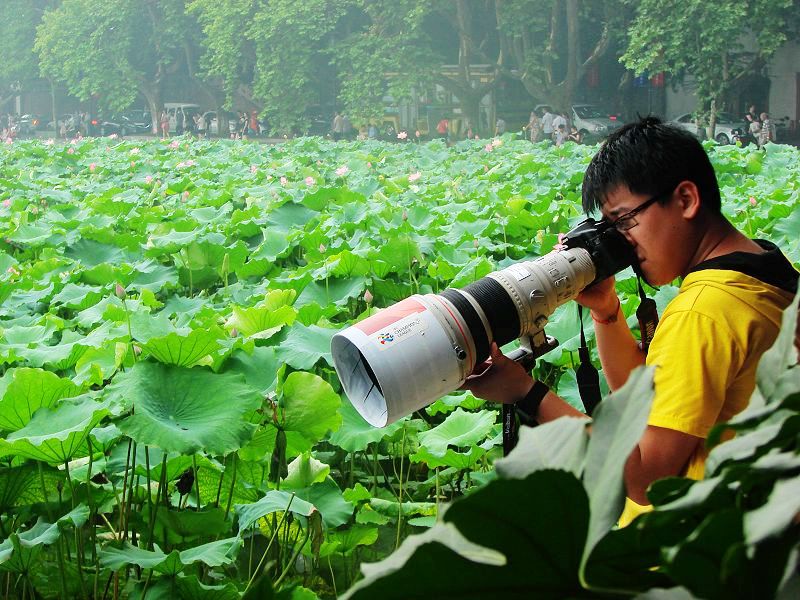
[554, 123, 568, 146]
[551, 110, 567, 140]
[495, 117, 506, 136]
[748, 114, 762, 147]
[527, 111, 541, 142]
[331, 112, 343, 141]
[436, 117, 449, 142]
[758, 112, 773, 147]
[159, 110, 170, 139]
[568, 125, 583, 144]
[541, 106, 555, 142]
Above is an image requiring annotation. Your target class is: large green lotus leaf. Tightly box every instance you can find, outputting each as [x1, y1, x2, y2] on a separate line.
[294, 478, 353, 528]
[328, 399, 405, 453]
[281, 371, 342, 443]
[0, 324, 54, 365]
[425, 390, 485, 417]
[145, 229, 200, 256]
[22, 322, 122, 370]
[282, 453, 330, 489]
[370, 235, 422, 273]
[73, 341, 126, 388]
[100, 536, 242, 575]
[50, 282, 105, 311]
[743, 476, 800, 546]
[320, 524, 379, 558]
[0, 395, 109, 464]
[341, 522, 506, 600]
[274, 324, 335, 370]
[144, 508, 232, 546]
[295, 276, 367, 308]
[129, 261, 179, 293]
[417, 409, 496, 457]
[495, 416, 589, 479]
[410, 445, 485, 470]
[222, 347, 280, 396]
[235, 490, 316, 532]
[250, 227, 291, 262]
[0, 367, 81, 431]
[174, 574, 242, 600]
[114, 362, 262, 455]
[581, 365, 655, 568]
[0, 463, 63, 511]
[265, 202, 317, 233]
[141, 327, 226, 368]
[237, 426, 313, 462]
[0, 504, 90, 571]
[226, 305, 297, 340]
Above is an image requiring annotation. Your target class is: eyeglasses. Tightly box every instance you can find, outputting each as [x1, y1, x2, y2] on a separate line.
[609, 194, 664, 232]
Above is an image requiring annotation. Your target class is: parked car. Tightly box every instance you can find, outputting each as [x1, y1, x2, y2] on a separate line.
[164, 103, 201, 132]
[570, 104, 624, 137]
[100, 111, 152, 136]
[17, 114, 44, 135]
[201, 110, 239, 135]
[669, 112, 743, 144]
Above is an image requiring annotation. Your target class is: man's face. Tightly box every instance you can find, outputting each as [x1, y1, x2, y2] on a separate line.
[601, 185, 692, 286]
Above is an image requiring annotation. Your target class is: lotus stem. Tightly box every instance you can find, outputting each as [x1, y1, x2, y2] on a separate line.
[214, 455, 226, 508]
[192, 454, 201, 509]
[274, 519, 310, 589]
[244, 493, 296, 594]
[146, 454, 168, 550]
[118, 439, 132, 535]
[223, 456, 237, 521]
[395, 424, 406, 550]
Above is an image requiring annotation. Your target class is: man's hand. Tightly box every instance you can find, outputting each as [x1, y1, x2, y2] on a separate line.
[460, 342, 534, 404]
[575, 275, 618, 315]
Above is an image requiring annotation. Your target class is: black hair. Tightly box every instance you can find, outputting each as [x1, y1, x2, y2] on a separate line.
[581, 116, 721, 214]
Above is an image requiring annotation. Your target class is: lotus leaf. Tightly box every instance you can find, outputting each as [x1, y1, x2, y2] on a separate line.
[114, 362, 262, 455]
[416, 408, 496, 457]
[0, 367, 81, 431]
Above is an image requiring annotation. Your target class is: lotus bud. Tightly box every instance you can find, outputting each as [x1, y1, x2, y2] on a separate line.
[749, 196, 757, 206]
[221, 253, 230, 273]
[230, 327, 239, 338]
[319, 243, 327, 253]
[473, 239, 479, 248]
[402, 210, 408, 221]
[114, 283, 126, 299]
[133, 345, 142, 356]
[364, 289, 373, 304]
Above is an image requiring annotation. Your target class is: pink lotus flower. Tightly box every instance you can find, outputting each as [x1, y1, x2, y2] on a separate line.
[319, 243, 327, 253]
[250, 165, 258, 174]
[67, 147, 74, 154]
[114, 283, 126, 299]
[4, 138, 13, 145]
[182, 190, 190, 201]
[130, 161, 136, 168]
[305, 176, 315, 186]
[129, 147, 140, 155]
[108, 133, 119, 140]
[484, 143, 493, 152]
[145, 175, 153, 184]
[749, 197, 757, 206]
[364, 289, 374, 304]
[169, 140, 180, 149]
[89, 163, 96, 172]
[44, 138, 54, 146]
[491, 138, 502, 147]
[408, 172, 421, 182]
[397, 131, 408, 140]
[335, 165, 349, 177]
[2, 200, 10, 207]
[70, 138, 79, 145]
[402, 210, 408, 221]
[367, 162, 372, 168]
[280, 176, 288, 186]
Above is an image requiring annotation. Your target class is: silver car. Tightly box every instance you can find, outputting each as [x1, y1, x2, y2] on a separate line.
[669, 112, 743, 145]
[571, 104, 624, 136]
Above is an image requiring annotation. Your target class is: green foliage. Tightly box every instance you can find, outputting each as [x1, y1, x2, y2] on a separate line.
[0, 136, 798, 598]
[621, 0, 796, 122]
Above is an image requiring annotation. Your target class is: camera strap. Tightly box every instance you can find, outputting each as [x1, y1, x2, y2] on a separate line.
[636, 277, 659, 353]
[576, 305, 602, 416]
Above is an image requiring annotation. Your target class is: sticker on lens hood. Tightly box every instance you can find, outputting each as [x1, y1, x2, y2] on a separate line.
[372, 313, 426, 350]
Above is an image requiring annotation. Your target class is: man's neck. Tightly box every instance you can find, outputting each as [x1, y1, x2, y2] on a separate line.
[689, 218, 764, 269]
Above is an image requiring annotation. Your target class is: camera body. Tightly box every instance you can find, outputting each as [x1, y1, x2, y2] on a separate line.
[331, 218, 635, 427]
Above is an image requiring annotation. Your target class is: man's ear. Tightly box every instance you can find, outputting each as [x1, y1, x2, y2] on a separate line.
[675, 181, 702, 219]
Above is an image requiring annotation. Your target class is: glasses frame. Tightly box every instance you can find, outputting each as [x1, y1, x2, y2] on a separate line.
[609, 193, 666, 232]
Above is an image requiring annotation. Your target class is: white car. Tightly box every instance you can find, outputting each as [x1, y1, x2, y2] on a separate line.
[200, 111, 240, 135]
[571, 104, 624, 137]
[669, 112, 743, 145]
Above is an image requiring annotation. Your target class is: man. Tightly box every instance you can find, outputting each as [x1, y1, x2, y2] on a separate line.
[331, 112, 344, 141]
[495, 117, 506, 136]
[551, 110, 567, 138]
[463, 117, 798, 526]
[541, 107, 555, 141]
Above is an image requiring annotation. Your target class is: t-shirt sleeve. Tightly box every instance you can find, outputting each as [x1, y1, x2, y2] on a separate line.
[645, 310, 743, 438]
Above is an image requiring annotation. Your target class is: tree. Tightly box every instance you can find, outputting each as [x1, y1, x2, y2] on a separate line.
[490, 1, 624, 111]
[35, 0, 197, 132]
[621, 0, 798, 136]
[0, 1, 52, 111]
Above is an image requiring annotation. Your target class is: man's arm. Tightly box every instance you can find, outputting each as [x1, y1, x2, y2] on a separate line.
[576, 277, 645, 390]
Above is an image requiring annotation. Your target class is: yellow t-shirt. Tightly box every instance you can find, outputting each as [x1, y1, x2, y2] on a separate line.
[619, 249, 797, 527]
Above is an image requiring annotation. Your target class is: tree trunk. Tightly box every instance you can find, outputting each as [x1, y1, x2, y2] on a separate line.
[139, 83, 162, 135]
